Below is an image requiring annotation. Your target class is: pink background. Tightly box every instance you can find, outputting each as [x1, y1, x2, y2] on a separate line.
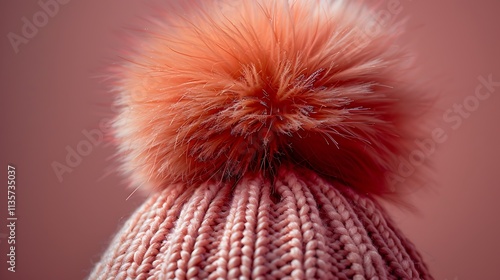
[1, 0, 499, 279]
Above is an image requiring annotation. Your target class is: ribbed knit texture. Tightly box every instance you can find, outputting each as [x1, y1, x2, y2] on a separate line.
[90, 166, 432, 280]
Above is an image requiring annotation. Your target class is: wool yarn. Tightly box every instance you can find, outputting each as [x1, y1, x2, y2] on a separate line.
[90, 167, 431, 279]
[90, 0, 433, 279]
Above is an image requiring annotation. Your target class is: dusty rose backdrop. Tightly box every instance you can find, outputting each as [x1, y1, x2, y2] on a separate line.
[1, 0, 499, 279]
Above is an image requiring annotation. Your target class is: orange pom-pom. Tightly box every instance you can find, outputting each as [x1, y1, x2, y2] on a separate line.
[112, 0, 429, 196]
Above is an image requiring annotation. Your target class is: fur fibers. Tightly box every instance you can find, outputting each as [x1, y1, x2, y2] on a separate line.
[111, 0, 429, 196]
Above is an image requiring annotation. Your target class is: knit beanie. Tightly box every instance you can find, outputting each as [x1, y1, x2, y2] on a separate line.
[90, 0, 433, 279]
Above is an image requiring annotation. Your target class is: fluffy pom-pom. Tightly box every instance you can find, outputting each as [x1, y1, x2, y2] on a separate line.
[112, 0, 429, 196]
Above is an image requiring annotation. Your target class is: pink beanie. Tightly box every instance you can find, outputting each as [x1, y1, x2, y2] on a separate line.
[90, 0, 433, 279]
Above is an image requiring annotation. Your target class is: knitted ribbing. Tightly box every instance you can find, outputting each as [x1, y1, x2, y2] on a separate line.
[90, 166, 432, 280]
